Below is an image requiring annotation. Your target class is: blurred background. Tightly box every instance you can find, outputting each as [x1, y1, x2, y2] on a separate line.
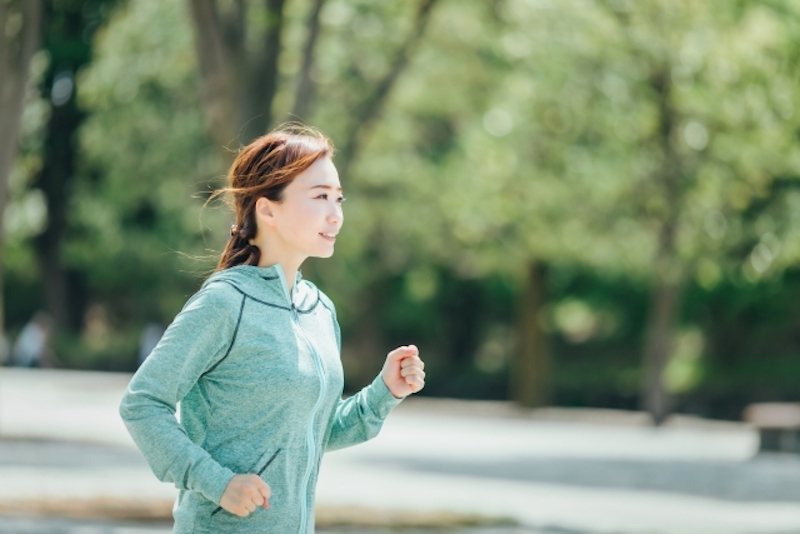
[5, 1, 800, 532]
[3, 0, 800, 428]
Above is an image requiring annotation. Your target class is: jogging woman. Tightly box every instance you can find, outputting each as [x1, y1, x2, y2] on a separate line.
[119, 128, 426, 533]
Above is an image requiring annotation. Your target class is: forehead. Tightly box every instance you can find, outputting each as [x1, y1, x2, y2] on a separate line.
[291, 157, 341, 189]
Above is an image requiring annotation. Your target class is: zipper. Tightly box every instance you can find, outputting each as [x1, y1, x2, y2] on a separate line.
[293, 306, 327, 534]
[274, 265, 327, 534]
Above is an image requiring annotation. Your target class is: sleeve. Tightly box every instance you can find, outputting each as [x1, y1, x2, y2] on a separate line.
[119, 283, 243, 504]
[325, 373, 404, 451]
[320, 293, 404, 452]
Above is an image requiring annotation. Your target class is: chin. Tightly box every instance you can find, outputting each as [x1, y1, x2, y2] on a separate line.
[313, 248, 335, 259]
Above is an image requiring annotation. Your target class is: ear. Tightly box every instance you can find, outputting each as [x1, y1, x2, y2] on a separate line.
[254, 197, 278, 227]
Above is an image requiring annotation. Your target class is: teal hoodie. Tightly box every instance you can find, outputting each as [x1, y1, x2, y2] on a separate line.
[119, 264, 403, 533]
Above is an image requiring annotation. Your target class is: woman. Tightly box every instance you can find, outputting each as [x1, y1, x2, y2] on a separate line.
[119, 128, 426, 533]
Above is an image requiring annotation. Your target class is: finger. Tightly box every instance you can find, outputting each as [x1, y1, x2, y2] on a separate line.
[400, 366, 425, 379]
[400, 357, 424, 370]
[257, 481, 272, 507]
[406, 375, 425, 392]
[243, 482, 260, 499]
[388, 345, 418, 362]
[387, 346, 411, 362]
[400, 354, 422, 366]
[255, 479, 272, 499]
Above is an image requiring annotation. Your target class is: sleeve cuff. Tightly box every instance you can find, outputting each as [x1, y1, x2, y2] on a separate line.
[194, 459, 237, 505]
[366, 373, 404, 419]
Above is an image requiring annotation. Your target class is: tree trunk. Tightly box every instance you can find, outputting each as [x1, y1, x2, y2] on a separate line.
[638, 66, 684, 425]
[239, 0, 285, 143]
[30, 1, 112, 334]
[641, 278, 682, 425]
[188, 0, 287, 149]
[33, 80, 82, 332]
[0, 0, 44, 336]
[187, 0, 241, 149]
[511, 261, 551, 407]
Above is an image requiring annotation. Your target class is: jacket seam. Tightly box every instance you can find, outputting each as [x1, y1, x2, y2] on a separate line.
[209, 280, 292, 311]
[296, 287, 321, 314]
[209, 279, 321, 313]
[200, 294, 246, 378]
[318, 294, 334, 316]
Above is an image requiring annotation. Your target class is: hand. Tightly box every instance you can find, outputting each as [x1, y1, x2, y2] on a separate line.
[220, 474, 271, 517]
[381, 345, 425, 398]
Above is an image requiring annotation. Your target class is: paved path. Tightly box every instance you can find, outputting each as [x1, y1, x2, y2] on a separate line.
[2, 368, 800, 534]
[0, 516, 533, 534]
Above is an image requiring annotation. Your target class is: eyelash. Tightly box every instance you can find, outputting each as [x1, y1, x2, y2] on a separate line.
[318, 194, 347, 203]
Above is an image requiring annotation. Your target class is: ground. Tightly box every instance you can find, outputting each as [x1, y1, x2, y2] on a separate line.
[1, 368, 799, 534]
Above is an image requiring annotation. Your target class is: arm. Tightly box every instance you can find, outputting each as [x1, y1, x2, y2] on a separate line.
[326, 344, 426, 451]
[119, 283, 242, 504]
[321, 294, 425, 451]
[325, 372, 404, 451]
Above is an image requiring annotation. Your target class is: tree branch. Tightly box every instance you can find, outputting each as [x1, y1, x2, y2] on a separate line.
[290, 0, 327, 122]
[338, 0, 440, 174]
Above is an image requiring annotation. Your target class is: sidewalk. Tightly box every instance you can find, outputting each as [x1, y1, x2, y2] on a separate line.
[2, 368, 800, 534]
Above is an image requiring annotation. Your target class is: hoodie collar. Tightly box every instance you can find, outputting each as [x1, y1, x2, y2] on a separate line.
[203, 264, 312, 310]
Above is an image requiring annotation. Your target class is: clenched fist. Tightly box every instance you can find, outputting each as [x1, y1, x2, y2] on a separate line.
[220, 474, 271, 517]
[381, 345, 425, 398]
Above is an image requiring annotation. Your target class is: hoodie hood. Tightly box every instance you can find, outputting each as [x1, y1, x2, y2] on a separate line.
[203, 264, 319, 312]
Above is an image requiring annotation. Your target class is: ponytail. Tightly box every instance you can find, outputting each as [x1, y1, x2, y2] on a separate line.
[216, 212, 260, 271]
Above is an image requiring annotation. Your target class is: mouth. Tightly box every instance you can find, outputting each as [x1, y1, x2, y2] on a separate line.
[320, 232, 337, 242]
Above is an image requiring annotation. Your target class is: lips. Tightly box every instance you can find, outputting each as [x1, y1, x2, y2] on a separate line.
[320, 232, 337, 241]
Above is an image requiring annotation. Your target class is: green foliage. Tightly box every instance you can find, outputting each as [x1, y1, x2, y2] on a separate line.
[6, 0, 800, 418]
[76, 0, 224, 325]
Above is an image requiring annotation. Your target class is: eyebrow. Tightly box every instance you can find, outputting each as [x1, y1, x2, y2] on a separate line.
[310, 185, 343, 192]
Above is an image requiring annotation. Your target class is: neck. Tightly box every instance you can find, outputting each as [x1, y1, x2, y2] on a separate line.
[253, 235, 304, 294]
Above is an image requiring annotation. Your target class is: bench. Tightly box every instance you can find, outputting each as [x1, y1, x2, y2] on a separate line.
[743, 403, 800, 453]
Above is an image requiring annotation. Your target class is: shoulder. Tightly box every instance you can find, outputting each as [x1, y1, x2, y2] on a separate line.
[182, 279, 245, 315]
[298, 279, 336, 317]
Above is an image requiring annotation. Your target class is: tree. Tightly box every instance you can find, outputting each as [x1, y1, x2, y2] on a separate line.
[329, 0, 800, 417]
[32, 0, 120, 333]
[0, 0, 43, 335]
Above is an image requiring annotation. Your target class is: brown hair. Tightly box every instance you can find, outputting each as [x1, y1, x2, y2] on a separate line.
[214, 127, 333, 271]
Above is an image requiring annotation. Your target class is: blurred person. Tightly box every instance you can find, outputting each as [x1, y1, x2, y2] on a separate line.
[10, 312, 54, 368]
[119, 127, 425, 533]
[137, 321, 165, 367]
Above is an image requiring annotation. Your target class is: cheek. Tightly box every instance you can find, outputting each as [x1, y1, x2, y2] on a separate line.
[289, 203, 324, 233]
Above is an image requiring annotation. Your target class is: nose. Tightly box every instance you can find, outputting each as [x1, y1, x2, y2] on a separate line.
[328, 201, 343, 227]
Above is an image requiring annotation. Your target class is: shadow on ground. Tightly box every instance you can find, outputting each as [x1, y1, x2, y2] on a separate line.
[371, 454, 800, 502]
[0, 439, 146, 469]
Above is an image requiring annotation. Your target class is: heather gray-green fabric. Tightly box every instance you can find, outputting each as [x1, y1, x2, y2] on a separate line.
[119, 264, 403, 534]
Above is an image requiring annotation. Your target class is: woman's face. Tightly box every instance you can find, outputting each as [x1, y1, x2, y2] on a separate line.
[260, 156, 344, 261]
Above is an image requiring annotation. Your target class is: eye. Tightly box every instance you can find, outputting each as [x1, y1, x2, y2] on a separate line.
[338, 196, 347, 203]
[317, 193, 329, 200]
